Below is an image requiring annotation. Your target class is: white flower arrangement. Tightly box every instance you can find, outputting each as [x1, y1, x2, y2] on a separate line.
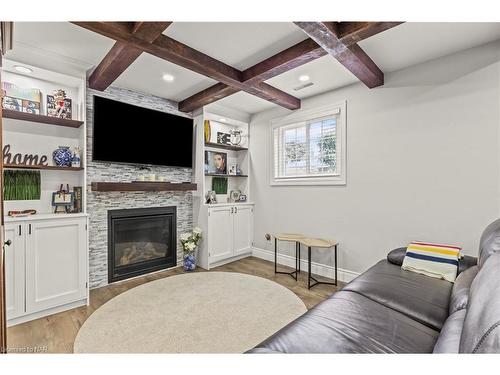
[180, 227, 203, 255]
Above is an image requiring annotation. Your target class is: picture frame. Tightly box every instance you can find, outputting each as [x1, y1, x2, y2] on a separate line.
[22, 99, 40, 114]
[239, 194, 247, 202]
[2, 96, 23, 111]
[205, 150, 227, 174]
[1, 82, 41, 113]
[52, 191, 74, 206]
[47, 95, 72, 119]
[216, 132, 231, 145]
[72, 186, 83, 213]
[229, 189, 241, 203]
[228, 164, 237, 175]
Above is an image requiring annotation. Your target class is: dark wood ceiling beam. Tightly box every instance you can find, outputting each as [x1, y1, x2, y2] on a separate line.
[179, 83, 240, 112]
[294, 21, 390, 88]
[336, 22, 404, 45]
[179, 38, 325, 112]
[88, 22, 172, 91]
[180, 22, 401, 112]
[73, 22, 300, 111]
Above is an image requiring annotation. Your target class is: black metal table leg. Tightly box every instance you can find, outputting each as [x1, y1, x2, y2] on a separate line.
[297, 241, 302, 273]
[334, 244, 338, 285]
[308, 244, 339, 289]
[274, 237, 299, 281]
[308, 246, 311, 289]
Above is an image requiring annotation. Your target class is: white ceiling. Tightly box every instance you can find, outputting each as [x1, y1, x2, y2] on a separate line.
[5, 22, 500, 115]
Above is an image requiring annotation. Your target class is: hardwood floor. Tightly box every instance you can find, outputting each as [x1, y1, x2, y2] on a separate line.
[6, 256, 341, 353]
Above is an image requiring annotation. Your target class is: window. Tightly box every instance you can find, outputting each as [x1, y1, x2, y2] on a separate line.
[271, 102, 346, 185]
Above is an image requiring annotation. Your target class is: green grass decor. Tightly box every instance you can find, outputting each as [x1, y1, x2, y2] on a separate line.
[3, 170, 41, 200]
[212, 177, 228, 194]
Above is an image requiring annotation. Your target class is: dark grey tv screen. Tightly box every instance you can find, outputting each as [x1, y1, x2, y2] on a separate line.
[92, 95, 193, 168]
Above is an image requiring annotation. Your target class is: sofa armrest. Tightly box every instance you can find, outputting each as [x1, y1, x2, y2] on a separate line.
[387, 247, 407, 266]
[458, 255, 478, 275]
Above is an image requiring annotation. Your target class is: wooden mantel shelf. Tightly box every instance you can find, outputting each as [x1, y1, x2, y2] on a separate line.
[91, 181, 197, 192]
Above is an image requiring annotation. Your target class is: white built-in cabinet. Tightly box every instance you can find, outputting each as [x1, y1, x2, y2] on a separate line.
[207, 204, 254, 265]
[4, 215, 88, 326]
[193, 107, 255, 270]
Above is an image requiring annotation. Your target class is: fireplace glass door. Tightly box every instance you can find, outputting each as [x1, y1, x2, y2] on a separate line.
[108, 207, 176, 283]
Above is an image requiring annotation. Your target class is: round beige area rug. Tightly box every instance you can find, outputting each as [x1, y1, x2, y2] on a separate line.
[74, 272, 306, 353]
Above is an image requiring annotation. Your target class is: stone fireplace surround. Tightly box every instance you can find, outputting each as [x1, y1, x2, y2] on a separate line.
[86, 85, 193, 289]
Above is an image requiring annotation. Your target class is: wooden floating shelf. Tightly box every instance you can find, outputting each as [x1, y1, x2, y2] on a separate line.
[3, 163, 84, 171]
[205, 173, 248, 178]
[204, 142, 248, 151]
[91, 181, 197, 192]
[2, 109, 84, 128]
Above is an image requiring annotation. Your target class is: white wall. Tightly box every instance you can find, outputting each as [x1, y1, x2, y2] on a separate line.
[250, 40, 500, 276]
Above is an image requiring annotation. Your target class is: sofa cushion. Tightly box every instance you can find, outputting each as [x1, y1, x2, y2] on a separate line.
[248, 291, 439, 353]
[460, 253, 500, 353]
[433, 309, 466, 353]
[449, 265, 478, 315]
[478, 218, 500, 268]
[343, 260, 452, 330]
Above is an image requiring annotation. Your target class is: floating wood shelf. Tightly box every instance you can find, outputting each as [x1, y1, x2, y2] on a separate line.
[2, 109, 84, 128]
[205, 173, 248, 178]
[204, 142, 248, 151]
[91, 181, 197, 192]
[3, 163, 84, 171]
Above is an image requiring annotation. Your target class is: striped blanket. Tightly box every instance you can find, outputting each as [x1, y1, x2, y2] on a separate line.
[402, 241, 461, 282]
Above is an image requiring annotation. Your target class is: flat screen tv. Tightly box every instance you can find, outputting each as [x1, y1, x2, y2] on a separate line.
[92, 96, 193, 168]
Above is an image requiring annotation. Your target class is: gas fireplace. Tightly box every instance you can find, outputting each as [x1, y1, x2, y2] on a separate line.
[107, 206, 176, 283]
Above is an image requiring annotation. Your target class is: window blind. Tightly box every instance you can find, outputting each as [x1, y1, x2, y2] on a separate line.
[273, 114, 338, 180]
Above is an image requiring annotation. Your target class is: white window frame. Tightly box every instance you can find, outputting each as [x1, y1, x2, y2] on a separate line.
[270, 101, 346, 186]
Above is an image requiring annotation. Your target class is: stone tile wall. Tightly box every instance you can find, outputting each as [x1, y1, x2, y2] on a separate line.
[86, 85, 193, 288]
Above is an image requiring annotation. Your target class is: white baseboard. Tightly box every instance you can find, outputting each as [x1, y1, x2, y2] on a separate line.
[252, 246, 359, 284]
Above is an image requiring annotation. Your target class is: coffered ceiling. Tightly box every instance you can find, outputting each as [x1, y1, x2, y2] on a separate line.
[5, 22, 500, 114]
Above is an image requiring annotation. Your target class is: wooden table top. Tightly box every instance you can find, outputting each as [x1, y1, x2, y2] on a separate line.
[299, 237, 338, 248]
[274, 233, 338, 248]
[275, 233, 306, 241]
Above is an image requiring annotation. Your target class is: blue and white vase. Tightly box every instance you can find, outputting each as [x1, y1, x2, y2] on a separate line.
[183, 253, 197, 271]
[71, 147, 81, 168]
[53, 146, 72, 167]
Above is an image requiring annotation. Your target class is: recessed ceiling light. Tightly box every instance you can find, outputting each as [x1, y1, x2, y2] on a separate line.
[14, 65, 33, 74]
[162, 73, 175, 82]
[218, 118, 227, 122]
[298, 74, 310, 82]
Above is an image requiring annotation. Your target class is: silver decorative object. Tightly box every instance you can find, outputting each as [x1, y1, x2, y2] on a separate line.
[229, 129, 242, 146]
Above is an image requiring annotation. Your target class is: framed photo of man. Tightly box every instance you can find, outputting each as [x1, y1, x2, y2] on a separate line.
[205, 150, 227, 174]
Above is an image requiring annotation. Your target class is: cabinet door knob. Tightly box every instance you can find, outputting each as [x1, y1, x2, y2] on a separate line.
[4, 240, 12, 247]
[235, 207, 238, 214]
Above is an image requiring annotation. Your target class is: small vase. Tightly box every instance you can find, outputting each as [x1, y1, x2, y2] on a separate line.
[53, 146, 72, 167]
[71, 147, 81, 168]
[183, 253, 196, 271]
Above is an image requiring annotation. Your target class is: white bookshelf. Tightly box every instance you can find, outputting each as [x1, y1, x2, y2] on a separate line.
[1, 59, 87, 215]
[193, 107, 254, 270]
